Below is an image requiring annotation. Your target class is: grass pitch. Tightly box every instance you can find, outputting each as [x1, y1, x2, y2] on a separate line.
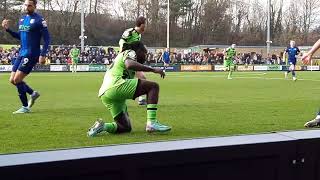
[0, 71, 319, 154]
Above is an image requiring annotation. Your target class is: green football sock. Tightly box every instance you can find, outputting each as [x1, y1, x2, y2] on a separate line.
[103, 122, 117, 134]
[147, 104, 158, 123]
[228, 70, 233, 77]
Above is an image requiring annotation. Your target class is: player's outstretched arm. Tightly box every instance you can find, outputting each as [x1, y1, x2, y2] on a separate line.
[302, 39, 320, 64]
[2, 19, 20, 40]
[125, 59, 165, 78]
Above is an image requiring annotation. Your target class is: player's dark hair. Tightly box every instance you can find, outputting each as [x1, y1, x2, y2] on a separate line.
[136, 16, 146, 27]
[30, 0, 37, 5]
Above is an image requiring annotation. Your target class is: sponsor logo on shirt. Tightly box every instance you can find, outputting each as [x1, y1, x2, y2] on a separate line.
[19, 25, 30, 31]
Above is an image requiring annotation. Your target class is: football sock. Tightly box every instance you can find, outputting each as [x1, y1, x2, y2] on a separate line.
[16, 82, 28, 107]
[104, 122, 118, 133]
[147, 104, 158, 123]
[228, 70, 233, 77]
[23, 81, 34, 95]
[292, 70, 296, 77]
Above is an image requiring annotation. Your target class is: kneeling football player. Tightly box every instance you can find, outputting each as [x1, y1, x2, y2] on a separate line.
[88, 42, 171, 136]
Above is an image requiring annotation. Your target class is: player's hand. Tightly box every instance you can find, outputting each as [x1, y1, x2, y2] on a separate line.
[39, 56, 46, 65]
[2, 19, 10, 30]
[302, 53, 312, 65]
[153, 68, 165, 79]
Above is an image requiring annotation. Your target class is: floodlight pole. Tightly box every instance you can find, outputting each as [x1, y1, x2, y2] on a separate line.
[80, 0, 85, 52]
[266, 0, 272, 57]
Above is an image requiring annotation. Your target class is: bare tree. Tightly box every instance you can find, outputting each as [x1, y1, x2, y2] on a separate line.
[300, 0, 320, 43]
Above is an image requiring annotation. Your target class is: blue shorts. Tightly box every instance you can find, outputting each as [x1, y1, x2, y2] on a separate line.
[12, 56, 38, 74]
[164, 60, 170, 64]
[288, 61, 296, 65]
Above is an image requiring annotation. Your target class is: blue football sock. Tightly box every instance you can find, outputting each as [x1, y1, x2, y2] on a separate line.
[16, 82, 28, 107]
[292, 70, 296, 77]
[22, 81, 34, 95]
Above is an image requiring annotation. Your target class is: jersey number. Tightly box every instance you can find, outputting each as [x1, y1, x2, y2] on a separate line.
[22, 58, 29, 66]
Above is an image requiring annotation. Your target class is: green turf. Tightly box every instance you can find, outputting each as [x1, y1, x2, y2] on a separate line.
[0, 71, 319, 154]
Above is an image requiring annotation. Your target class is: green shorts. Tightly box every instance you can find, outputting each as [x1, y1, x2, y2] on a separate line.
[100, 79, 139, 119]
[72, 58, 79, 64]
[224, 60, 234, 67]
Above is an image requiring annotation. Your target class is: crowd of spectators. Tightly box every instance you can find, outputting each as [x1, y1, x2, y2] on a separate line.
[47, 45, 116, 65]
[147, 50, 276, 65]
[0, 45, 285, 65]
[0, 45, 117, 65]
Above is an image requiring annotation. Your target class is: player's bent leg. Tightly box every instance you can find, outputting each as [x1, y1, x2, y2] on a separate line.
[12, 71, 31, 114]
[13, 70, 39, 108]
[13, 70, 28, 85]
[13, 81, 30, 114]
[114, 112, 132, 133]
[9, 72, 16, 85]
[135, 71, 147, 105]
[10, 56, 21, 85]
[228, 69, 233, 80]
[88, 83, 136, 137]
[75, 62, 78, 73]
[71, 61, 74, 73]
[133, 80, 171, 133]
[228, 64, 234, 80]
[291, 64, 297, 81]
[133, 79, 159, 104]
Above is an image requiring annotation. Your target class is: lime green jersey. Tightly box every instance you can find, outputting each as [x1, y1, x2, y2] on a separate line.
[119, 28, 141, 51]
[98, 50, 137, 97]
[70, 48, 80, 58]
[225, 48, 236, 61]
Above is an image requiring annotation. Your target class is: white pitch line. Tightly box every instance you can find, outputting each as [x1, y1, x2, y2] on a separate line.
[235, 76, 320, 82]
[170, 74, 320, 82]
[168, 72, 264, 76]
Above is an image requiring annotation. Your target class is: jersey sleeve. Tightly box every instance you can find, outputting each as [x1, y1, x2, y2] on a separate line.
[40, 17, 51, 56]
[296, 47, 300, 54]
[121, 28, 133, 40]
[6, 29, 20, 40]
[119, 39, 126, 52]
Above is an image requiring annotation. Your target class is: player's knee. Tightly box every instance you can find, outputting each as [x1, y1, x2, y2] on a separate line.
[151, 82, 159, 91]
[9, 78, 15, 85]
[13, 77, 22, 85]
[115, 114, 132, 133]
